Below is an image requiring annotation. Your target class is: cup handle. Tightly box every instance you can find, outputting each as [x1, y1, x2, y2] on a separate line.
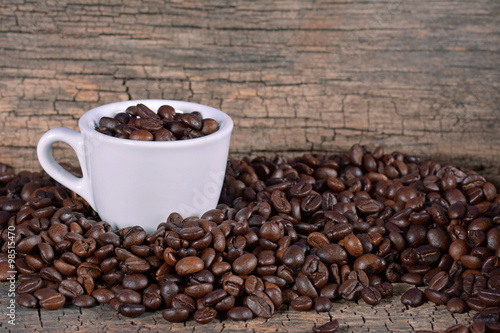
[37, 128, 96, 210]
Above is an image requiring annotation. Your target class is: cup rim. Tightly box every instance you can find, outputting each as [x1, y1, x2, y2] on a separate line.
[78, 99, 233, 147]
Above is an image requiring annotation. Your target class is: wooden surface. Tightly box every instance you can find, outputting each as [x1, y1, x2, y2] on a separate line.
[0, 0, 499, 182]
[0, 283, 474, 333]
[0, 2, 497, 330]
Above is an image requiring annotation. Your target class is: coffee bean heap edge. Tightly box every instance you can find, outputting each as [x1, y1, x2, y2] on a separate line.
[1, 144, 499, 333]
[95, 103, 219, 141]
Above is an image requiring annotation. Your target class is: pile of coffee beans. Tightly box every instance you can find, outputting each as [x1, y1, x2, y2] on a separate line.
[95, 103, 219, 141]
[1, 145, 499, 333]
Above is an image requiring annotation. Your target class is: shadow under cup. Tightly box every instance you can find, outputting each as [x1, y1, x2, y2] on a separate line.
[37, 100, 233, 232]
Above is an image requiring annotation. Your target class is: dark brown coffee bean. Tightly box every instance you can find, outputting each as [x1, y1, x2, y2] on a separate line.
[338, 279, 363, 301]
[129, 130, 154, 141]
[17, 293, 38, 308]
[115, 288, 142, 305]
[175, 256, 204, 276]
[424, 288, 450, 305]
[232, 253, 258, 275]
[72, 294, 96, 308]
[295, 274, 318, 298]
[353, 254, 386, 274]
[58, 279, 84, 298]
[446, 297, 467, 313]
[361, 286, 382, 305]
[193, 307, 217, 324]
[343, 234, 364, 257]
[227, 306, 253, 321]
[314, 296, 332, 312]
[16, 277, 43, 294]
[401, 273, 423, 286]
[320, 283, 339, 300]
[171, 293, 196, 312]
[178, 112, 202, 130]
[185, 283, 213, 299]
[312, 319, 339, 333]
[445, 324, 469, 333]
[34, 288, 66, 310]
[477, 289, 500, 307]
[162, 308, 190, 322]
[136, 103, 160, 119]
[290, 295, 313, 311]
[135, 118, 163, 131]
[72, 238, 96, 258]
[401, 288, 426, 307]
[157, 105, 176, 120]
[283, 245, 306, 268]
[467, 297, 487, 311]
[119, 303, 146, 318]
[307, 232, 330, 248]
[122, 274, 149, 290]
[317, 244, 347, 264]
[246, 294, 273, 318]
[91, 289, 115, 304]
[427, 271, 450, 292]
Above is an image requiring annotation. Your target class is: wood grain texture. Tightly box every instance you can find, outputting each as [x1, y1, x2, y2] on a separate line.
[0, 283, 475, 333]
[0, 0, 499, 183]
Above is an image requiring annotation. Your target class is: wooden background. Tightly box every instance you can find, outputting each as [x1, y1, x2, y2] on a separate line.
[0, 0, 499, 182]
[0, 1, 499, 332]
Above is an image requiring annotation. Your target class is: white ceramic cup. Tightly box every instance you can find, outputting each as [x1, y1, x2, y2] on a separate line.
[37, 100, 233, 232]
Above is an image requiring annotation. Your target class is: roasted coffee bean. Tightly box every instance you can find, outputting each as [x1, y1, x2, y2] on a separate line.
[227, 306, 253, 321]
[203, 289, 228, 307]
[283, 245, 305, 268]
[246, 294, 273, 318]
[343, 234, 364, 257]
[129, 129, 154, 141]
[424, 288, 450, 305]
[477, 289, 500, 307]
[17, 293, 38, 308]
[175, 256, 204, 276]
[312, 319, 339, 333]
[290, 295, 313, 311]
[314, 296, 332, 312]
[338, 279, 363, 301]
[115, 289, 142, 305]
[446, 297, 467, 313]
[119, 303, 146, 318]
[72, 294, 96, 308]
[361, 286, 382, 305]
[232, 253, 258, 275]
[401, 288, 426, 307]
[295, 274, 318, 298]
[193, 307, 217, 324]
[307, 232, 330, 248]
[58, 279, 84, 298]
[91, 289, 115, 304]
[16, 277, 43, 294]
[172, 293, 196, 312]
[427, 271, 450, 292]
[467, 297, 487, 311]
[445, 324, 469, 333]
[34, 288, 66, 310]
[317, 244, 347, 264]
[162, 308, 190, 322]
[122, 274, 149, 290]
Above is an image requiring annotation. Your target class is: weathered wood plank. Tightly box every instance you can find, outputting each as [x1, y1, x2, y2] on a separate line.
[0, 0, 499, 176]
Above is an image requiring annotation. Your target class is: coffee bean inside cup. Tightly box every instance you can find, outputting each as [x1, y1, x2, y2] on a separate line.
[95, 103, 219, 141]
